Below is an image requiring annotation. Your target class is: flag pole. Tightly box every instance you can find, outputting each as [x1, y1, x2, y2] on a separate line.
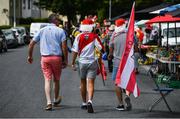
[115, 0, 140, 97]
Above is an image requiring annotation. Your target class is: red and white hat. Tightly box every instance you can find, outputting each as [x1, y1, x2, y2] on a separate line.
[114, 18, 126, 32]
[115, 18, 125, 27]
[79, 19, 95, 32]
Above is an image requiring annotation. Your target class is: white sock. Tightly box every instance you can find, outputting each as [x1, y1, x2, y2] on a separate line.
[82, 102, 87, 105]
[88, 100, 92, 104]
[54, 98, 57, 102]
[47, 101, 51, 105]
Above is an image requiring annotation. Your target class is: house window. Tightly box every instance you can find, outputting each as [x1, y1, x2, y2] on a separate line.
[28, 0, 31, 9]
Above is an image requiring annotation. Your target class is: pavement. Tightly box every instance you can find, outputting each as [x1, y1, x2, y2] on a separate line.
[0, 45, 180, 118]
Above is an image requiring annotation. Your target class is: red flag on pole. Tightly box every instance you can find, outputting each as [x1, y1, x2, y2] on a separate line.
[115, 1, 140, 97]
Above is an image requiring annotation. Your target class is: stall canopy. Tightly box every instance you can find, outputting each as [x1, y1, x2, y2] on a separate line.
[150, 4, 180, 15]
[146, 15, 180, 24]
[145, 15, 180, 49]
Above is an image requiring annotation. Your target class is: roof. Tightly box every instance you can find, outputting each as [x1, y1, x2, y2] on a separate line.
[110, 3, 171, 21]
[150, 4, 180, 15]
[135, 20, 148, 26]
[110, 12, 129, 21]
[136, 3, 170, 13]
[167, 9, 180, 17]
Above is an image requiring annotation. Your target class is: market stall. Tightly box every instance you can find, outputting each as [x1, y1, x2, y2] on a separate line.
[145, 14, 180, 84]
[143, 15, 180, 112]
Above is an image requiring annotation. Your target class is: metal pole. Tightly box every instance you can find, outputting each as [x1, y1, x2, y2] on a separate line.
[175, 22, 177, 49]
[109, 0, 111, 20]
[13, 0, 16, 27]
[167, 22, 169, 50]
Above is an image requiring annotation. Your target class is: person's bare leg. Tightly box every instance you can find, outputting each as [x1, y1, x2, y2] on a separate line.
[115, 85, 123, 105]
[80, 79, 87, 103]
[125, 90, 132, 110]
[87, 78, 95, 101]
[87, 78, 95, 113]
[54, 79, 59, 99]
[125, 90, 130, 96]
[44, 79, 51, 105]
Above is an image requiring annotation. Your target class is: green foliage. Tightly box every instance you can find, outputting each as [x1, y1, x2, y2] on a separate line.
[0, 25, 12, 29]
[19, 17, 48, 25]
[36, 0, 167, 24]
[97, 8, 106, 23]
[17, 25, 30, 32]
[19, 17, 33, 24]
[0, 25, 30, 32]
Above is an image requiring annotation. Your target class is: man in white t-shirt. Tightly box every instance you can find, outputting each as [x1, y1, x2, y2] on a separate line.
[71, 19, 104, 113]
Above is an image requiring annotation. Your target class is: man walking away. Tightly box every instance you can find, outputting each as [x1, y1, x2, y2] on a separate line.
[27, 13, 68, 111]
[71, 19, 104, 113]
[108, 18, 132, 111]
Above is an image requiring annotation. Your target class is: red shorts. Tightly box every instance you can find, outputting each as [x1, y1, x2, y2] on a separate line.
[41, 56, 62, 80]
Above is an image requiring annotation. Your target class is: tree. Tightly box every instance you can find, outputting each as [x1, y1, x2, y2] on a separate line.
[37, 0, 76, 34]
[36, 0, 169, 32]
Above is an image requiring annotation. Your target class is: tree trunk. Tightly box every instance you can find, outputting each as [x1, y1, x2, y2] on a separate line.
[66, 14, 73, 36]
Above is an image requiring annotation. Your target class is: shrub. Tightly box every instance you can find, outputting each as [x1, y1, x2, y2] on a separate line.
[0, 25, 12, 29]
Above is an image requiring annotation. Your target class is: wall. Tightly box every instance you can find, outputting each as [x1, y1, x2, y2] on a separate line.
[0, 0, 10, 25]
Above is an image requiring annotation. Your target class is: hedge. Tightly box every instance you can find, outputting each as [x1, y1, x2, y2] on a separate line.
[0, 25, 30, 31]
[19, 17, 48, 25]
[0, 25, 12, 29]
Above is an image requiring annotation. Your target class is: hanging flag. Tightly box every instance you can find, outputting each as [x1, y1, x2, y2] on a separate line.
[115, 1, 140, 97]
[97, 59, 107, 80]
[100, 60, 107, 81]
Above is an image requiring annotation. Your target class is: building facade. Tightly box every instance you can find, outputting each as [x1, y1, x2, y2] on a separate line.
[0, 0, 49, 26]
[0, 0, 10, 25]
[22, 0, 50, 18]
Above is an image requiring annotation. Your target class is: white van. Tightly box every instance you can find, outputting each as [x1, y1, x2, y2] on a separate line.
[160, 23, 180, 46]
[30, 23, 49, 38]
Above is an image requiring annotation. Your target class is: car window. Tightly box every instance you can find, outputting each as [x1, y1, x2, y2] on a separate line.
[3, 30, 15, 39]
[40, 24, 47, 29]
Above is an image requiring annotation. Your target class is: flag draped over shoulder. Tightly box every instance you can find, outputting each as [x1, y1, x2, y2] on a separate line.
[115, 1, 140, 97]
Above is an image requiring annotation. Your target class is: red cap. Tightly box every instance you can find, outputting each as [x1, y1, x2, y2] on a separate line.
[115, 18, 125, 27]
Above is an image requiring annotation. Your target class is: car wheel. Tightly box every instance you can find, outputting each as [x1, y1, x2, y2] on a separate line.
[0, 43, 2, 53]
[3, 41, 8, 52]
[4, 47, 7, 52]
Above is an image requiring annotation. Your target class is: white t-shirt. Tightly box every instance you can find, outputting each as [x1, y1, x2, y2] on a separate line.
[72, 32, 103, 64]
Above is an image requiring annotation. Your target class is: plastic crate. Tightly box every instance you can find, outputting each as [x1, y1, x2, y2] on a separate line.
[169, 80, 180, 89]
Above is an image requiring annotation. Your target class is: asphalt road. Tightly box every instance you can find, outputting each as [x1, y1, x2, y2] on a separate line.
[0, 45, 180, 118]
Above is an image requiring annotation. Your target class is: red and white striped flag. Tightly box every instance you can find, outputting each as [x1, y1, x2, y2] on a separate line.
[115, 1, 140, 97]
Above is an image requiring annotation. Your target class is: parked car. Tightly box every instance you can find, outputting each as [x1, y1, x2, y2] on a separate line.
[2, 29, 18, 48]
[13, 27, 30, 44]
[11, 28, 25, 45]
[0, 29, 8, 53]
